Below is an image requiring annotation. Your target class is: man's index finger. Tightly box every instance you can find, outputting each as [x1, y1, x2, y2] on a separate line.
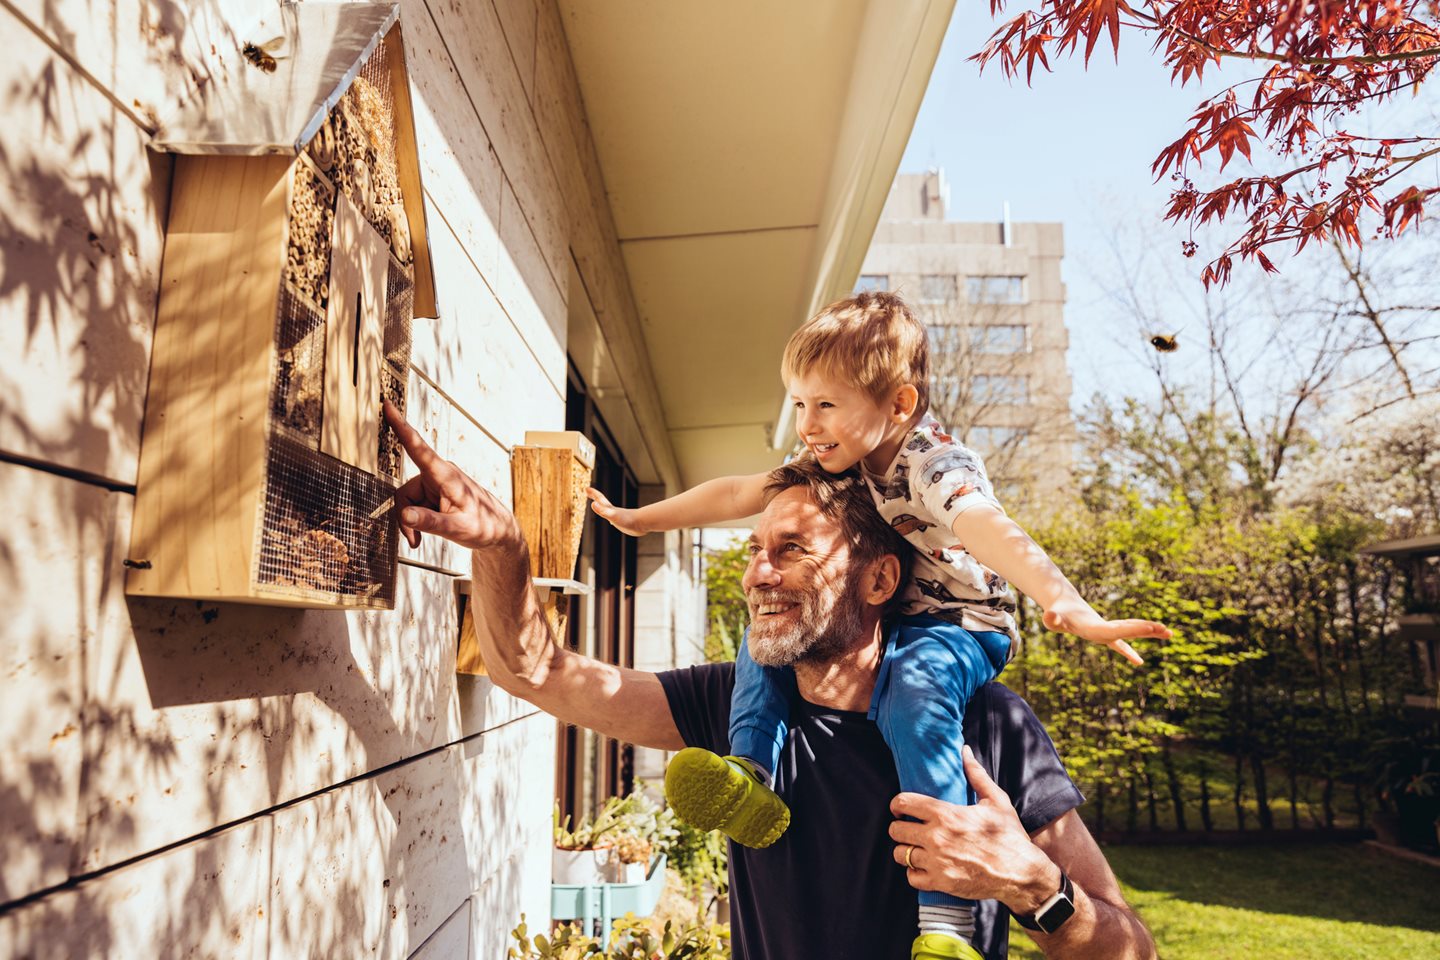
[383, 400, 444, 470]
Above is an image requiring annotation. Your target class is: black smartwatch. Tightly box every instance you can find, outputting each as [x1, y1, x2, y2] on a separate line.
[1013, 869, 1076, 934]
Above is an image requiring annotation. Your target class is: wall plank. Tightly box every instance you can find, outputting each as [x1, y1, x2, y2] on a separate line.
[419, 0, 567, 294]
[492, 0, 539, 103]
[403, 0, 506, 285]
[409, 213, 565, 448]
[0, 9, 167, 484]
[0, 464, 107, 902]
[7, 0, 262, 133]
[0, 717, 553, 959]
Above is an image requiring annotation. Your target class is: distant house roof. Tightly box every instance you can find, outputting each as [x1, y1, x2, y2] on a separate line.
[1361, 534, 1440, 558]
[148, 1, 434, 318]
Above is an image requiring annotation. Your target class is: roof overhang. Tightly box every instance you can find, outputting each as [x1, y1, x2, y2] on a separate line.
[1361, 534, 1440, 558]
[560, 0, 954, 491]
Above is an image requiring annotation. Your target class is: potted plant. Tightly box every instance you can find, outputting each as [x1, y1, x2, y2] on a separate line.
[554, 788, 679, 885]
[508, 912, 730, 959]
[553, 801, 624, 886]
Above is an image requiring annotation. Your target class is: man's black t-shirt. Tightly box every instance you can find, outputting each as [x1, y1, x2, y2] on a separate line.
[658, 663, 1083, 960]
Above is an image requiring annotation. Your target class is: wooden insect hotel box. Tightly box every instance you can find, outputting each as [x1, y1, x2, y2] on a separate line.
[456, 432, 595, 674]
[126, 2, 435, 609]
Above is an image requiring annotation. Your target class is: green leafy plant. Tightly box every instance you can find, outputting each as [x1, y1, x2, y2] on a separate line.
[554, 789, 679, 854]
[665, 816, 728, 913]
[508, 913, 729, 959]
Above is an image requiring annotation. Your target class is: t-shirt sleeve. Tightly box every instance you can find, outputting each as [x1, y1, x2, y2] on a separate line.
[912, 444, 1004, 532]
[965, 682, 1084, 833]
[657, 662, 736, 755]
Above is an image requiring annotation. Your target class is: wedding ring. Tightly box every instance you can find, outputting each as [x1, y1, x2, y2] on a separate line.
[904, 844, 916, 870]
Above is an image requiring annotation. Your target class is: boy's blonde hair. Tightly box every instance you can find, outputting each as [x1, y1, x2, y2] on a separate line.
[781, 291, 930, 416]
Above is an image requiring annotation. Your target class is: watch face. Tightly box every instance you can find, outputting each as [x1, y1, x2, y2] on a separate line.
[1037, 894, 1076, 935]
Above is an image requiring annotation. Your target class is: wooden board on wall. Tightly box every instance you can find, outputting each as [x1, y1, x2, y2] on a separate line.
[0, 8, 168, 485]
[0, 463, 103, 903]
[421, 0, 568, 294]
[0, 716, 554, 959]
[407, 213, 565, 451]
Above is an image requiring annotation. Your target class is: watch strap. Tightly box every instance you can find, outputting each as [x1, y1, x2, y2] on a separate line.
[1013, 869, 1075, 933]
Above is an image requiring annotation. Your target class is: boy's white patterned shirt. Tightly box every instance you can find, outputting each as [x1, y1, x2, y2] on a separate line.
[861, 414, 1018, 640]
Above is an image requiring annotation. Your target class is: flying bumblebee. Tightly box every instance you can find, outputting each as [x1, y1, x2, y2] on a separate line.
[242, 36, 287, 73]
[1149, 333, 1179, 353]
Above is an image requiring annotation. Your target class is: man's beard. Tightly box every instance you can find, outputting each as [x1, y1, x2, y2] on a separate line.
[745, 565, 868, 668]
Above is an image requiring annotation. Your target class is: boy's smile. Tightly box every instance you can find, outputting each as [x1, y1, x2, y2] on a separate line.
[788, 369, 914, 475]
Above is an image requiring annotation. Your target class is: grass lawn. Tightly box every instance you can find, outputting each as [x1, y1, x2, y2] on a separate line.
[1008, 842, 1440, 959]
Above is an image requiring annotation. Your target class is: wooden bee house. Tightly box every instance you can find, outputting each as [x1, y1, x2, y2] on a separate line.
[126, 2, 435, 609]
[456, 432, 595, 674]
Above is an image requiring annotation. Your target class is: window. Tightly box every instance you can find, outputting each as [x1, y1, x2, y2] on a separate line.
[558, 365, 638, 825]
[969, 425, 1029, 452]
[919, 274, 958, 303]
[855, 274, 889, 293]
[966, 275, 1025, 304]
[926, 323, 965, 353]
[973, 374, 1028, 405]
[971, 324, 1028, 354]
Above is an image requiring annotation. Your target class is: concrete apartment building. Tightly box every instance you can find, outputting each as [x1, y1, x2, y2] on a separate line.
[859, 170, 1077, 504]
[0, 0, 954, 955]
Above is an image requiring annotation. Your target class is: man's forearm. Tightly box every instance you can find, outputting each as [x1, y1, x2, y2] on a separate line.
[468, 543, 686, 750]
[1013, 881, 1156, 960]
[1021, 812, 1157, 960]
[470, 541, 557, 696]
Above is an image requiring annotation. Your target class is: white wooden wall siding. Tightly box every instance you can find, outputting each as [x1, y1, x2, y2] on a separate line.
[0, 0, 671, 954]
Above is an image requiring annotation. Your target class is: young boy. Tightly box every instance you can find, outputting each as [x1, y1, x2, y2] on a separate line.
[588, 291, 1170, 960]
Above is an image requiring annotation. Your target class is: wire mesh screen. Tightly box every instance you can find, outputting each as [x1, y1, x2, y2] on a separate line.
[257, 29, 414, 606]
[256, 433, 398, 605]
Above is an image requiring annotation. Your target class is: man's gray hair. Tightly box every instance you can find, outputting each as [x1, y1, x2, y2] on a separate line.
[762, 458, 912, 596]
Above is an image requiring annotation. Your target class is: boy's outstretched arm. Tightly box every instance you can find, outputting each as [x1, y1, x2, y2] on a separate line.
[588, 472, 770, 536]
[950, 506, 1171, 664]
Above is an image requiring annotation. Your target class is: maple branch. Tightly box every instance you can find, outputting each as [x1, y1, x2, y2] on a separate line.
[1128, 8, 1440, 68]
[1327, 236, 1418, 400]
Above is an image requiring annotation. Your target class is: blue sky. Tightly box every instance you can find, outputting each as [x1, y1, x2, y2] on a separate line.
[896, 5, 1440, 409]
[899, 5, 1231, 402]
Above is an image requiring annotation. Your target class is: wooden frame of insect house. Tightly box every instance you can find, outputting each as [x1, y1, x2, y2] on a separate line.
[126, 2, 435, 609]
[456, 432, 596, 675]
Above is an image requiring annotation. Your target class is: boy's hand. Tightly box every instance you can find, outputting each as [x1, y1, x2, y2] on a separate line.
[587, 488, 650, 537]
[1041, 603, 1170, 666]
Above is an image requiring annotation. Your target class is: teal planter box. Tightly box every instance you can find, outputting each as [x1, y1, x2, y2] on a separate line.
[551, 854, 667, 938]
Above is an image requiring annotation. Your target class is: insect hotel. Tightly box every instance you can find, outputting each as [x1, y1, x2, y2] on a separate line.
[126, 2, 434, 609]
[457, 433, 596, 674]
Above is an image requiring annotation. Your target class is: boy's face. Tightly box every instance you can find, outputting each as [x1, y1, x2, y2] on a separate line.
[788, 368, 903, 474]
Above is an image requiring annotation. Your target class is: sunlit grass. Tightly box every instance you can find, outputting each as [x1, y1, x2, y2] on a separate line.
[1009, 842, 1440, 959]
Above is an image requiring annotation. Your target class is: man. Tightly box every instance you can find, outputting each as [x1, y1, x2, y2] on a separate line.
[383, 404, 1154, 960]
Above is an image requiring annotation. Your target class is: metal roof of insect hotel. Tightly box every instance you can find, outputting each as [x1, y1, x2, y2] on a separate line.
[149, 1, 435, 318]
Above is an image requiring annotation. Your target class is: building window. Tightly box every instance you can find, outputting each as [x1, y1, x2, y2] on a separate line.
[926, 323, 965, 352]
[973, 374, 1028, 405]
[969, 425, 1029, 451]
[967, 275, 1025, 304]
[971, 324, 1028, 353]
[855, 274, 889, 293]
[919, 274, 958, 303]
[558, 365, 638, 826]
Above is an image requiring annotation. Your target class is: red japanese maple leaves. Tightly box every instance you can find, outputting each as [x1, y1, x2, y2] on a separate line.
[975, 1, 1440, 285]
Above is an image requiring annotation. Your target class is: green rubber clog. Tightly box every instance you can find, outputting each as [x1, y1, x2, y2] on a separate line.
[664, 748, 790, 848]
[911, 932, 984, 960]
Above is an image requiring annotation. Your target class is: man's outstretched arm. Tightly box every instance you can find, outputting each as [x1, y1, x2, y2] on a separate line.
[385, 402, 685, 751]
[889, 746, 1156, 960]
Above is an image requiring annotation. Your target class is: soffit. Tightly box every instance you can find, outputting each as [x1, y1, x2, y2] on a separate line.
[559, 0, 954, 490]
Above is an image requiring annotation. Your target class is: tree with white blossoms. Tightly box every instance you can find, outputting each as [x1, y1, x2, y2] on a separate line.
[1275, 394, 1440, 538]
